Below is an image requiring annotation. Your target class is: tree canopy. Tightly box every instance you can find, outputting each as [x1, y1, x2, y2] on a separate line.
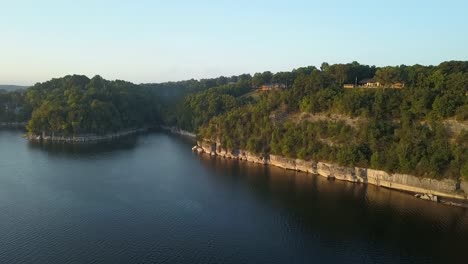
[195, 61, 468, 180]
[25, 75, 160, 135]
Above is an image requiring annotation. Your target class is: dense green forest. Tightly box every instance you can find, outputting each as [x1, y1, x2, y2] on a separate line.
[24, 75, 160, 135]
[159, 65, 334, 131]
[142, 74, 252, 100]
[162, 81, 253, 132]
[1, 61, 466, 180]
[195, 61, 468, 180]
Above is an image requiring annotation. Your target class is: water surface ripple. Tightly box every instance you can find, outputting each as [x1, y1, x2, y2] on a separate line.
[0, 129, 466, 264]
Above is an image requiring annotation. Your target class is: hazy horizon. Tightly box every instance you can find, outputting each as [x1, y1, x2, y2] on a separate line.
[2, 0, 467, 86]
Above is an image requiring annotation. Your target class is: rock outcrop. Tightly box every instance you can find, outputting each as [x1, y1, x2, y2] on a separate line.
[415, 193, 439, 202]
[27, 128, 147, 143]
[160, 126, 196, 138]
[192, 140, 467, 203]
[461, 180, 468, 194]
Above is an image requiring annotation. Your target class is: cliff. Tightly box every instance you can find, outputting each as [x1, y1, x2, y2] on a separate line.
[160, 126, 196, 138]
[193, 140, 468, 204]
[27, 128, 147, 143]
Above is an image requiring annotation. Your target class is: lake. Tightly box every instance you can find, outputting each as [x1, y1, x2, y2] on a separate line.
[0, 129, 467, 264]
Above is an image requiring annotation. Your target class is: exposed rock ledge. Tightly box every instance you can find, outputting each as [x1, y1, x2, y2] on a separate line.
[193, 140, 468, 205]
[27, 128, 147, 143]
[160, 126, 196, 138]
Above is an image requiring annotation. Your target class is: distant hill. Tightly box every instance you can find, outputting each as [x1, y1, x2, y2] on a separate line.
[0, 85, 29, 92]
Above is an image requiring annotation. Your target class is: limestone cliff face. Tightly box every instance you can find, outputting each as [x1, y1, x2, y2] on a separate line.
[27, 128, 146, 143]
[317, 162, 366, 183]
[197, 140, 215, 155]
[294, 159, 316, 174]
[269, 155, 296, 170]
[193, 140, 467, 201]
[364, 169, 462, 198]
[241, 150, 268, 164]
[461, 180, 468, 195]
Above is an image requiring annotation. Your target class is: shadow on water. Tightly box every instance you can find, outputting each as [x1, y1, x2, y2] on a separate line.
[1, 130, 467, 263]
[0, 127, 26, 132]
[25, 130, 197, 157]
[196, 154, 468, 264]
[26, 134, 141, 157]
[0, 127, 195, 159]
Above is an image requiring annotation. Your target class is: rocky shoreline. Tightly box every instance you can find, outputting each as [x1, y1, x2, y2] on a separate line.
[27, 128, 147, 143]
[193, 140, 468, 207]
[160, 126, 196, 138]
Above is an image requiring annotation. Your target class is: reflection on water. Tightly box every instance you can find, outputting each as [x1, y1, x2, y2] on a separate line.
[0, 129, 467, 264]
[197, 154, 468, 264]
[27, 135, 140, 156]
[25, 131, 196, 157]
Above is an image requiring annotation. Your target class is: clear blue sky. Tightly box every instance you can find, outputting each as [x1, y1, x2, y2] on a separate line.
[1, 0, 467, 85]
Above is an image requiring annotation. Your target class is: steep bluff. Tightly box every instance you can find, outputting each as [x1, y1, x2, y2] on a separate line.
[193, 140, 468, 202]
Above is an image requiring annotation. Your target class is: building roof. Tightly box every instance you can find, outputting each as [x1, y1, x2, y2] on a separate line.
[358, 78, 375, 84]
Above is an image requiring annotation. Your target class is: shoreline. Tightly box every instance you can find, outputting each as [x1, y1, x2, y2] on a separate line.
[27, 128, 148, 143]
[160, 126, 196, 138]
[193, 140, 468, 208]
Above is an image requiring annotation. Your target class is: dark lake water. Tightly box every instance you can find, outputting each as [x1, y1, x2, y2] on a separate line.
[0, 129, 467, 264]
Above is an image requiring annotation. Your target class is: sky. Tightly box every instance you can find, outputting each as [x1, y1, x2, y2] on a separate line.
[0, 0, 467, 86]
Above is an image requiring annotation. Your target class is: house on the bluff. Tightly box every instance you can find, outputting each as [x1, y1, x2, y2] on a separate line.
[359, 78, 382, 88]
[259, 83, 287, 91]
[343, 78, 404, 89]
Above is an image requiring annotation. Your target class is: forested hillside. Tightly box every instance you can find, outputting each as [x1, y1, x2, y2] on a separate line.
[25, 75, 160, 135]
[194, 61, 468, 180]
[160, 65, 328, 132]
[142, 74, 252, 100]
[161, 81, 254, 132]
